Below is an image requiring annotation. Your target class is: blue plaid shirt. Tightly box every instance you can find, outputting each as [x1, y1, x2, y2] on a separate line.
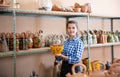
[57, 36, 84, 64]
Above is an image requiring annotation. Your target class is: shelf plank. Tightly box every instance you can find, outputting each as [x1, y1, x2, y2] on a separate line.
[90, 13, 120, 19]
[16, 47, 50, 55]
[0, 43, 120, 57]
[1, 8, 120, 18]
[0, 8, 88, 17]
[0, 47, 50, 57]
[85, 42, 120, 48]
[0, 51, 13, 57]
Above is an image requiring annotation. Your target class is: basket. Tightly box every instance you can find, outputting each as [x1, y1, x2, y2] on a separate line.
[50, 44, 63, 54]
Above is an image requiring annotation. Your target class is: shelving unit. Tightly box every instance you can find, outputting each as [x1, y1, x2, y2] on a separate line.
[0, 8, 120, 77]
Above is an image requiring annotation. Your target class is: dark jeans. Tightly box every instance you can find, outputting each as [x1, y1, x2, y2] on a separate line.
[60, 61, 81, 77]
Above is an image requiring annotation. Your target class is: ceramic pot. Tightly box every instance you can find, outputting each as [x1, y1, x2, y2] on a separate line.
[38, 0, 52, 11]
[74, 8, 81, 12]
[113, 58, 120, 63]
[0, 33, 9, 52]
[0, 0, 4, 4]
[33, 34, 41, 48]
[89, 61, 106, 77]
[105, 63, 120, 77]
[19, 32, 28, 50]
[81, 4, 88, 13]
[82, 58, 92, 73]
[66, 63, 87, 77]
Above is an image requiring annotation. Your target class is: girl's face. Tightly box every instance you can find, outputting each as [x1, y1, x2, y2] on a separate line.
[67, 23, 78, 38]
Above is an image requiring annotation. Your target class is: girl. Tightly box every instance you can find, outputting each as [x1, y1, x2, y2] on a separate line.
[55, 20, 84, 77]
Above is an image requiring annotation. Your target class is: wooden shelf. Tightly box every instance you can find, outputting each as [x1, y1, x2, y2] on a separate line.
[16, 47, 50, 55]
[0, 8, 88, 17]
[1, 8, 120, 18]
[0, 42, 120, 57]
[90, 13, 120, 19]
[85, 42, 120, 48]
[0, 47, 50, 57]
[0, 51, 13, 57]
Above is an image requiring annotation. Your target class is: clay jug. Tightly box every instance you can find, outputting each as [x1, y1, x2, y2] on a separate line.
[103, 31, 108, 43]
[19, 32, 28, 50]
[66, 63, 87, 77]
[118, 32, 120, 42]
[113, 32, 119, 42]
[5, 33, 10, 50]
[82, 58, 92, 73]
[91, 60, 101, 71]
[81, 4, 88, 13]
[88, 32, 93, 44]
[92, 32, 97, 44]
[81, 33, 87, 45]
[105, 61, 111, 70]
[33, 32, 41, 48]
[45, 35, 51, 47]
[105, 63, 120, 77]
[99, 30, 105, 43]
[89, 61, 106, 77]
[113, 58, 120, 63]
[89, 30, 97, 44]
[38, 0, 52, 11]
[27, 32, 33, 49]
[0, 33, 9, 52]
[93, 30, 100, 44]
[16, 33, 20, 51]
[0, 0, 4, 4]
[9, 33, 14, 51]
[39, 30, 45, 47]
[59, 34, 65, 44]
[107, 32, 115, 43]
[109, 63, 120, 73]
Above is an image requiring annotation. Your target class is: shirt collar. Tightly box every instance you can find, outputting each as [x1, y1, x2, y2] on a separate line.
[67, 36, 79, 41]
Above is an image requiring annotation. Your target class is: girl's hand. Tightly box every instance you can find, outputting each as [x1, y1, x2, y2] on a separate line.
[55, 54, 68, 61]
[55, 54, 62, 57]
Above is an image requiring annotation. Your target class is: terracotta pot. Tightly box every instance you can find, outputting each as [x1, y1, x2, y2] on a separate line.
[109, 63, 120, 74]
[86, 3, 92, 13]
[74, 8, 81, 12]
[82, 58, 92, 72]
[66, 63, 87, 77]
[81, 3, 92, 13]
[0, 0, 4, 4]
[92, 60, 101, 71]
[28, 43, 33, 48]
[93, 60, 105, 71]
[98, 30, 105, 43]
[19, 32, 28, 50]
[0, 33, 9, 52]
[105, 63, 120, 77]
[16, 45, 19, 52]
[103, 31, 108, 43]
[81, 5, 88, 13]
[113, 58, 120, 63]
[89, 60, 106, 77]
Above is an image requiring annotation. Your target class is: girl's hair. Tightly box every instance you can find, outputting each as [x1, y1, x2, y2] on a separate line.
[66, 20, 78, 29]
